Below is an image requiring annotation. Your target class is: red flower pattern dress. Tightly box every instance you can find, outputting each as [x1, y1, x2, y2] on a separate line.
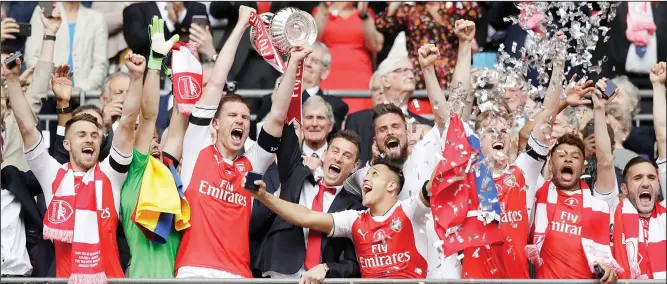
[376, 2, 481, 90]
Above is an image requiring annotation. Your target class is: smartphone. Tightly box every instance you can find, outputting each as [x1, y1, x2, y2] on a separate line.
[192, 15, 208, 27]
[39, 2, 55, 18]
[17, 23, 31, 38]
[594, 264, 605, 279]
[586, 122, 595, 137]
[4, 51, 22, 70]
[244, 172, 263, 191]
[603, 80, 618, 100]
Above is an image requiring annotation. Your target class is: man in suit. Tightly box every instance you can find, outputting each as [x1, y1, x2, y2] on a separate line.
[123, 2, 209, 58]
[345, 57, 433, 167]
[256, 42, 349, 134]
[253, 126, 363, 282]
[209, 1, 318, 89]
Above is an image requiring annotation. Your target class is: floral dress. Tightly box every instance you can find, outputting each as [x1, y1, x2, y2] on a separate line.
[376, 2, 481, 90]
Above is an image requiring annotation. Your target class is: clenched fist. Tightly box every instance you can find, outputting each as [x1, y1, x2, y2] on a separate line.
[650, 62, 666, 86]
[454, 19, 475, 42]
[418, 44, 440, 68]
[124, 51, 146, 78]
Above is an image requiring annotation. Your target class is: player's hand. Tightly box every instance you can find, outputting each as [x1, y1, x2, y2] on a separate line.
[299, 264, 327, 284]
[4, 53, 21, 74]
[302, 154, 323, 172]
[124, 51, 146, 78]
[238, 5, 256, 28]
[597, 263, 618, 284]
[649, 61, 666, 86]
[148, 16, 179, 57]
[243, 175, 268, 200]
[565, 75, 594, 107]
[289, 45, 312, 64]
[189, 23, 216, 59]
[454, 19, 475, 42]
[418, 43, 439, 69]
[51, 65, 73, 103]
[592, 78, 618, 110]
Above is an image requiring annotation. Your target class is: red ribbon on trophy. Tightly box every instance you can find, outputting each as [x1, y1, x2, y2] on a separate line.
[249, 10, 312, 125]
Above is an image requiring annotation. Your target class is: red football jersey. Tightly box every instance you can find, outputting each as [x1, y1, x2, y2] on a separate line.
[462, 165, 530, 279]
[331, 197, 429, 278]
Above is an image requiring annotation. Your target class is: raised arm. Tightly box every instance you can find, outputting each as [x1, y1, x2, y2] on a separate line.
[111, 52, 145, 156]
[449, 19, 475, 120]
[5, 58, 39, 148]
[649, 62, 666, 194]
[357, 3, 383, 54]
[262, 47, 312, 138]
[198, 6, 254, 107]
[592, 78, 618, 194]
[249, 179, 334, 234]
[135, 17, 178, 154]
[134, 63, 161, 154]
[418, 44, 449, 130]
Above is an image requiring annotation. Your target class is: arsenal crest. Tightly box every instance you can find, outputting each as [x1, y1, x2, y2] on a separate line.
[235, 163, 246, 174]
[390, 218, 403, 232]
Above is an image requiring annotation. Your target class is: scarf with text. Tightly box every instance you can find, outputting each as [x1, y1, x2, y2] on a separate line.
[525, 180, 623, 275]
[171, 41, 203, 115]
[45, 163, 110, 284]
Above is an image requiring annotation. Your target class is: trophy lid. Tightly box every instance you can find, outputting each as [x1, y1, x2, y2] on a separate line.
[269, 7, 317, 54]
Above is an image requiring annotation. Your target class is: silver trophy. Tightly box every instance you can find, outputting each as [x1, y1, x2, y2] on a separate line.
[250, 7, 317, 54]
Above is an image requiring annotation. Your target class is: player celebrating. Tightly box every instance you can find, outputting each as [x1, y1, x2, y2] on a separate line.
[174, 6, 312, 278]
[248, 158, 434, 278]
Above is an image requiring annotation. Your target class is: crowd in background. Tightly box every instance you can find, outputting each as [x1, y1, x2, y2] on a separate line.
[1, 1, 666, 284]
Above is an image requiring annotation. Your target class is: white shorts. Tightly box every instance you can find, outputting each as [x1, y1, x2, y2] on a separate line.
[176, 266, 244, 279]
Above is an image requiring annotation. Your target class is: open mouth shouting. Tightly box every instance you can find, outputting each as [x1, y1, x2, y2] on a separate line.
[638, 190, 653, 206]
[327, 164, 342, 179]
[559, 166, 574, 183]
[230, 128, 244, 146]
[362, 182, 373, 195]
[492, 141, 505, 151]
[81, 146, 95, 159]
[384, 136, 401, 156]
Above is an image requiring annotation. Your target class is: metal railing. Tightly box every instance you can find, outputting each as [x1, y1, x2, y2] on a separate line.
[0, 279, 661, 284]
[45, 89, 657, 100]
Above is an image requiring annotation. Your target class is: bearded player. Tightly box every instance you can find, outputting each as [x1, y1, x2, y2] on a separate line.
[593, 63, 666, 280]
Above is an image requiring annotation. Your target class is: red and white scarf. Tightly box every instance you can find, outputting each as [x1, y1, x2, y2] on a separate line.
[525, 180, 624, 274]
[613, 198, 666, 279]
[625, 2, 656, 47]
[171, 41, 203, 116]
[44, 163, 110, 284]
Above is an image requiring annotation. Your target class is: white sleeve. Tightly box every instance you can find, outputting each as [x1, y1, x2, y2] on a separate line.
[402, 126, 443, 200]
[329, 210, 362, 239]
[515, 133, 549, 218]
[593, 179, 620, 217]
[181, 105, 216, 189]
[657, 159, 666, 199]
[401, 195, 430, 222]
[23, 135, 63, 205]
[100, 146, 132, 213]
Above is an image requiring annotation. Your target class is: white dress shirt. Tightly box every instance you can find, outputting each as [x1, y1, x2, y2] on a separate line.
[305, 85, 320, 97]
[302, 142, 327, 159]
[156, 2, 188, 33]
[1, 189, 33, 276]
[263, 180, 343, 278]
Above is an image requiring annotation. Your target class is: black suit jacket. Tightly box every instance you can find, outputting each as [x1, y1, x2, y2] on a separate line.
[605, 2, 667, 80]
[209, 1, 318, 80]
[254, 125, 362, 278]
[249, 162, 280, 277]
[344, 109, 433, 167]
[1, 166, 55, 277]
[123, 2, 209, 58]
[256, 89, 349, 135]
